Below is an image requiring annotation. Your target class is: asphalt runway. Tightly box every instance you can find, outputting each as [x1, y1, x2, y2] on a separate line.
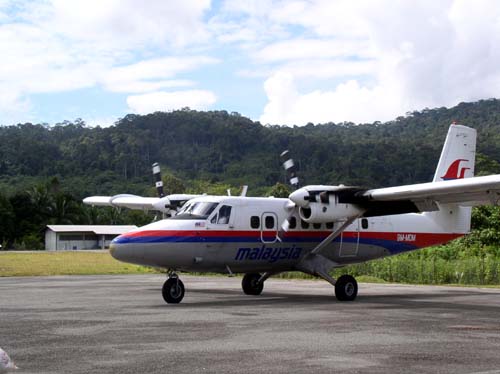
[1, 275, 500, 374]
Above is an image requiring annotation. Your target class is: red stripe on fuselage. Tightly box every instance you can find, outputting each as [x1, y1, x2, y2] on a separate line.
[121, 230, 464, 248]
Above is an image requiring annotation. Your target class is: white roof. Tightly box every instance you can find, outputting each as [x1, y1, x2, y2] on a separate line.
[46, 225, 137, 235]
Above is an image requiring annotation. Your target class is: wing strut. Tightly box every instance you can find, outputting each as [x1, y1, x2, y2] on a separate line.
[295, 213, 364, 287]
[311, 213, 364, 255]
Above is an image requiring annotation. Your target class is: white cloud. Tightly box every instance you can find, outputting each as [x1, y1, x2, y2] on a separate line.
[127, 90, 217, 114]
[3, 0, 500, 126]
[211, 0, 290, 47]
[46, 0, 212, 49]
[260, 72, 401, 125]
[281, 59, 375, 80]
[255, 38, 374, 63]
[85, 116, 119, 128]
[0, 90, 32, 125]
[255, 0, 500, 125]
[102, 56, 218, 93]
[105, 80, 195, 94]
[268, 0, 370, 38]
[0, 1, 216, 123]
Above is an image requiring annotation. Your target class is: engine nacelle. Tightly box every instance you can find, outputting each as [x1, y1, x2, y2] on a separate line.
[152, 196, 172, 213]
[299, 197, 363, 223]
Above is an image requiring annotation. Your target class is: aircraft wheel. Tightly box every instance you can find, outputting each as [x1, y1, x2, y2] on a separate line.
[335, 275, 358, 301]
[162, 278, 185, 304]
[242, 273, 264, 295]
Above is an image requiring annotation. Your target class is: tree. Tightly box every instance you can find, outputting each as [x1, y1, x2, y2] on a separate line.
[266, 183, 291, 198]
[0, 193, 15, 247]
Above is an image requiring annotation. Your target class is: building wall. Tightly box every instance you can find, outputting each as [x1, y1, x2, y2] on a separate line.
[45, 228, 124, 250]
[45, 230, 57, 251]
[56, 239, 99, 250]
[45, 230, 99, 250]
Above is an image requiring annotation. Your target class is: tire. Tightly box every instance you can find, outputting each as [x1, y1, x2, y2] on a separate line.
[242, 273, 264, 295]
[335, 274, 358, 301]
[162, 278, 185, 304]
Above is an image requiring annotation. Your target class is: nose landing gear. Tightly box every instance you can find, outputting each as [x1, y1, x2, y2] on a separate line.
[162, 273, 185, 304]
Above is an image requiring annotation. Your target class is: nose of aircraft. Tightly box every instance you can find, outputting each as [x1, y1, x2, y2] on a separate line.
[109, 236, 122, 260]
[109, 234, 136, 263]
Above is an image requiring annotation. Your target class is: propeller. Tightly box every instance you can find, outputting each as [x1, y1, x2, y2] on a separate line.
[278, 150, 302, 239]
[151, 163, 180, 218]
[280, 150, 299, 189]
[152, 162, 164, 198]
[279, 151, 366, 230]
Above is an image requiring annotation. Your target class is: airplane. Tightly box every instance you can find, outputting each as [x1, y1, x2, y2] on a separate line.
[98, 123, 500, 304]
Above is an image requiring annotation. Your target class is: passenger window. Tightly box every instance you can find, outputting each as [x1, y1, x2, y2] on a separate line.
[313, 223, 321, 230]
[250, 216, 260, 229]
[265, 216, 275, 229]
[288, 216, 297, 229]
[361, 218, 368, 229]
[326, 222, 334, 229]
[301, 220, 309, 229]
[217, 205, 232, 224]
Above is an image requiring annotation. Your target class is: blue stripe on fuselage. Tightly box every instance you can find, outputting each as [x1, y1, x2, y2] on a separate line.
[113, 233, 419, 254]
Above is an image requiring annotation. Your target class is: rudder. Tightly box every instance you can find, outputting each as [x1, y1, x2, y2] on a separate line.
[428, 124, 477, 234]
[433, 124, 476, 182]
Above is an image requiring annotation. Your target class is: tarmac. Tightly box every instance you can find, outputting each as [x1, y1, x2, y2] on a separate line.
[1, 275, 500, 374]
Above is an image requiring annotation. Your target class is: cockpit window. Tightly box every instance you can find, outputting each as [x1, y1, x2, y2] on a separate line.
[217, 205, 232, 224]
[172, 202, 219, 220]
[211, 205, 232, 224]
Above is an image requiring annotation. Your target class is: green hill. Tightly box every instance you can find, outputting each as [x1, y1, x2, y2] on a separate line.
[2, 99, 500, 250]
[2, 99, 500, 199]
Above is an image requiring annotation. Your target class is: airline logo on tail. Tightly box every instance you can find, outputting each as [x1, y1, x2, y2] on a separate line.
[441, 159, 470, 180]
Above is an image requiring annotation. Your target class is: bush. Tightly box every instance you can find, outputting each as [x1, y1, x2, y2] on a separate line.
[13, 233, 44, 251]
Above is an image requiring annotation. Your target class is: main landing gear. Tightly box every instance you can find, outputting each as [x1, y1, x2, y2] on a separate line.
[240, 272, 358, 301]
[312, 270, 358, 301]
[162, 273, 185, 304]
[334, 274, 358, 301]
[242, 273, 264, 295]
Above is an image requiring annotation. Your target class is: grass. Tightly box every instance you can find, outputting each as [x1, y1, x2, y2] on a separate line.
[0, 251, 156, 276]
[1, 251, 499, 288]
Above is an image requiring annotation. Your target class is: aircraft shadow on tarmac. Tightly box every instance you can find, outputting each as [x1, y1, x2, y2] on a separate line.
[142, 285, 499, 311]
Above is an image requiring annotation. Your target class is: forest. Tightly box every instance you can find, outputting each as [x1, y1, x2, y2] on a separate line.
[1, 99, 500, 270]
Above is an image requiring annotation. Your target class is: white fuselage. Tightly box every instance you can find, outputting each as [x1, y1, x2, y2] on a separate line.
[110, 195, 465, 273]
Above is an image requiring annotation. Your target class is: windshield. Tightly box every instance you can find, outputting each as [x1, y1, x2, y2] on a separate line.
[172, 202, 219, 220]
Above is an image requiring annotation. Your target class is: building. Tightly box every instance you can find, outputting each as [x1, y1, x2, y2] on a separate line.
[45, 225, 137, 251]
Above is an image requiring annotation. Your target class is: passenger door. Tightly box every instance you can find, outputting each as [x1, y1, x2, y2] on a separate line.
[260, 212, 278, 243]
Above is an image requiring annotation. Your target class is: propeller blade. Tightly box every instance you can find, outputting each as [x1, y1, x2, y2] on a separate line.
[152, 162, 164, 198]
[277, 201, 298, 241]
[280, 150, 299, 189]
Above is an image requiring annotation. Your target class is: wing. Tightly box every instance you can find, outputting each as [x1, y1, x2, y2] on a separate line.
[83, 194, 160, 210]
[83, 193, 200, 213]
[289, 175, 500, 220]
[358, 174, 500, 216]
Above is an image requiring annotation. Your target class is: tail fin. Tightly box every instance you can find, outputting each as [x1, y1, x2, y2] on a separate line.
[428, 124, 477, 234]
[433, 124, 476, 182]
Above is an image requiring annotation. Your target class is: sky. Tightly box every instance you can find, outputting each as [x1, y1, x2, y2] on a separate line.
[1, 0, 500, 127]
